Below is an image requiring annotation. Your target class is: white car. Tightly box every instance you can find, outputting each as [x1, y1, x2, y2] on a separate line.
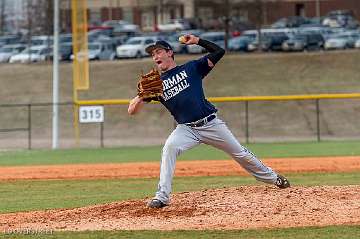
[0, 44, 26, 62]
[102, 20, 131, 28]
[324, 37, 347, 50]
[116, 36, 157, 58]
[157, 19, 190, 31]
[324, 33, 358, 50]
[71, 42, 116, 60]
[31, 35, 53, 46]
[9, 46, 52, 63]
[355, 39, 360, 48]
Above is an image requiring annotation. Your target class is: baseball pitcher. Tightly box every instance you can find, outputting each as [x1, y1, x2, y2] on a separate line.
[128, 35, 290, 208]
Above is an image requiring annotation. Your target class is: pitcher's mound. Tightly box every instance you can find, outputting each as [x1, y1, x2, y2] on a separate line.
[1, 186, 360, 231]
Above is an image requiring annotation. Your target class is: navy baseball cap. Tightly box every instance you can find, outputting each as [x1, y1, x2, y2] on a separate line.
[145, 40, 173, 54]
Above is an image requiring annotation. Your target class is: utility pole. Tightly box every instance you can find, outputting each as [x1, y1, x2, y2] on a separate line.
[27, 0, 33, 63]
[159, 0, 164, 24]
[224, 0, 230, 51]
[316, 0, 321, 18]
[52, 0, 60, 149]
[255, 0, 264, 52]
[0, 0, 5, 34]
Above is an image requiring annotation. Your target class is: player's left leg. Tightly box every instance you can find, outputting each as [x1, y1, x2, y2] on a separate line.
[150, 124, 201, 208]
[198, 117, 287, 186]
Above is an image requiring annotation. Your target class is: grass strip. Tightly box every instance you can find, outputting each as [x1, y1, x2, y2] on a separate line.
[1, 225, 360, 239]
[1, 140, 360, 166]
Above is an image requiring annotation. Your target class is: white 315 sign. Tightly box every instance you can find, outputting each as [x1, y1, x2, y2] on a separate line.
[79, 106, 104, 123]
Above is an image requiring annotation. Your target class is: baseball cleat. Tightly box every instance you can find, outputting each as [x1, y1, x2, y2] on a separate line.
[275, 174, 290, 189]
[147, 199, 167, 208]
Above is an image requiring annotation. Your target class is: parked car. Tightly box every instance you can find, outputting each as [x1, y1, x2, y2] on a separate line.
[0, 35, 21, 47]
[272, 16, 310, 28]
[298, 26, 338, 40]
[112, 26, 141, 39]
[101, 20, 132, 28]
[240, 30, 259, 51]
[116, 36, 157, 58]
[324, 35, 348, 50]
[59, 34, 72, 44]
[88, 27, 116, 42]
[58, 43, 73, 61]
[187, 31, 225, 54]
[343, 31, 360, 48]
[157, 19, 191, 31]
[228, 36, 253, 51]
[0, 44, 26, 62]
[9, 46, 52, 63]
[31, 35, 53, 46]
[324, 32, 359, 50]
[96, 41, 117, 60]
[354, 38, 360, 49]
[282, 34, 307, 51]
[303, 32, 325, 50]
[323, 10, 359, 29]
[71, 42, 116, 60]
[261, 32, 289, 51]
[176, 29, 204, 38]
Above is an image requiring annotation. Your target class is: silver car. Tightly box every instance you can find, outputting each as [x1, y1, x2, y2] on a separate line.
[282, 34, 307, 51]
[116, 36, 157, 58]
[0, 44, 26, 63]
[9, 46, 52, 63]
[324, 32, 359, 50]
[355, 39, 360, 49]
[70, 42, 116, 61]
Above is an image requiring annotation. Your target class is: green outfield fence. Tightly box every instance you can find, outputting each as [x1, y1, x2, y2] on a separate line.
[1, 93, 360, 149]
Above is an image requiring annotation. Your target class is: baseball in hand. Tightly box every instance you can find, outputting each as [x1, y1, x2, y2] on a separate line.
[178, 35, 188, 43]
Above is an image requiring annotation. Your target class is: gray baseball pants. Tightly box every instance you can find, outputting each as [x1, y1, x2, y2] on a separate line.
[154, 116, 278, 204]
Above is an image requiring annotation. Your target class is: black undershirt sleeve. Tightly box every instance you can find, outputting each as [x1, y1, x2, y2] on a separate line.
[197, 38, 225, 65]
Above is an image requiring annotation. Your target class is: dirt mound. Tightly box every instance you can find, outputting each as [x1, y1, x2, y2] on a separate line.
[1, 185, 360, 231]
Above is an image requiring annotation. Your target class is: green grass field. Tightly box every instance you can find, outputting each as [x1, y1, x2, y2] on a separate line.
[2, 226, 360, 239]
[0, 141, 359, 238]
[1, 140, 360, 166]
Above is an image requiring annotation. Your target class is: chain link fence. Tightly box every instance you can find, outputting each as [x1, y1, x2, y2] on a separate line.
[1, 97, 359, 150]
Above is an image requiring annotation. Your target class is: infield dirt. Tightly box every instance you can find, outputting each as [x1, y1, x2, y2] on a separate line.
[0, 186, 359, 231]
[0, 156, 359, 231]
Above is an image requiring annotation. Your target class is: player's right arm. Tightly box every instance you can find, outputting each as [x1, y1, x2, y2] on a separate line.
[128, 95, 145, 115]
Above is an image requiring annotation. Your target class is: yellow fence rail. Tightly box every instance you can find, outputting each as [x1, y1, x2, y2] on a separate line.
[73, 93, 360, 145]
[75, 93, 360, 105]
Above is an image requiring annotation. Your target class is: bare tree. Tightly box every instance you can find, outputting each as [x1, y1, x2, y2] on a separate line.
[240, 0, 279, 51]
[26, 0, 34, 62]
[44, 0, 54, 36]
[44, 0, 54, 54]
[223, 0, 230, 51]
[0, 0, 6, 35]
[253, 0, 265, 51]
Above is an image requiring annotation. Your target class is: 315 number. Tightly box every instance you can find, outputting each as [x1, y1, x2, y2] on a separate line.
[79, 106, 104, 123]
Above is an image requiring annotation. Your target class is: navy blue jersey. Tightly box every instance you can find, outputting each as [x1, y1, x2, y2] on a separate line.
[159, 56, 217, 124]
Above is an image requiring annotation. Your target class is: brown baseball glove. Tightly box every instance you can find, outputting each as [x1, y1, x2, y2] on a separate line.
[137, 68, 163, 102]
